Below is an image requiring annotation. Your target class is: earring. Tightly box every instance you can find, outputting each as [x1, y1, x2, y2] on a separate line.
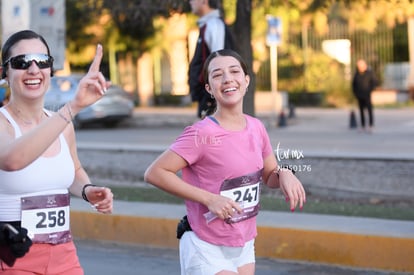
[210, 93, 215, 99]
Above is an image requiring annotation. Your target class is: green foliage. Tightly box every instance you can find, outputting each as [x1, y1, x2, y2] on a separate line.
[65, 0, 192, 57]
[99, 0, 189, 40]
[222, 0, 237, 22]
[66, 0, 99, 52]
[256, 43, 353, 107]
[251, 0, 413, 107]
[63, 0, 413, 108]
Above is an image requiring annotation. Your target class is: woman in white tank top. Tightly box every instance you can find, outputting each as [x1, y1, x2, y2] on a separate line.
[0, 30, 113, 274]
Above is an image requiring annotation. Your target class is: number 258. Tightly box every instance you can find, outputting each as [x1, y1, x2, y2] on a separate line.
[36, 210, 66, 228]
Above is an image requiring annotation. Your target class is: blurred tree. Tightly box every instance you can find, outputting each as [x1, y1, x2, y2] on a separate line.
[307, 0, 414, 26]
[66, 0, 97, 51]
[95, 0, 190, 53]
[64, 0, 414, 110]
[233, 0, 254, 115]
[65, 0, 102, 68]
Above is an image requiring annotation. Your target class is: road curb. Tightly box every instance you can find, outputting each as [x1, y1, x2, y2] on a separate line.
[70, 200, 414, 273]
[255, 226, 414, 273]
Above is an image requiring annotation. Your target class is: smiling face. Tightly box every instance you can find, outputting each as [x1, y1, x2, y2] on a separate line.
[6, 38, 51, 101]
[205, 55, 250, 109]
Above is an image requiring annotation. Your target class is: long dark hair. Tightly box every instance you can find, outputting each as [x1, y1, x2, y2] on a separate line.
[202, 49, 249, 85]
[1, 30, 53, 79]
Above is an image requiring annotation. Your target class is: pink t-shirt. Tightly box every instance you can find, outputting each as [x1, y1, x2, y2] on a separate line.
[170, 115, 273, 247]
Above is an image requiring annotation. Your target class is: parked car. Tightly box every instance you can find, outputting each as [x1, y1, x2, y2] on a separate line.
[44, 75, 135, 128]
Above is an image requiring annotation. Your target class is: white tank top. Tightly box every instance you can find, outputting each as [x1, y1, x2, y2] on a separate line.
[0, 107, 75, 221]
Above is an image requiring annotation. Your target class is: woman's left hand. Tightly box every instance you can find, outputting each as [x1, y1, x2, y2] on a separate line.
[70, 44, 110, 112]
[85, 186, 114, 214]
[278, 171, 306, 211]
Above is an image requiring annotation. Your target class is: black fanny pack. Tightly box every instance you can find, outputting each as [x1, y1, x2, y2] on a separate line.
[0, 221, 32, 267]
[176, 215, 192, 239]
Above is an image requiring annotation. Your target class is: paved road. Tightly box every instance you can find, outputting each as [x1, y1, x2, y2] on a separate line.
[76, 239, 410, 275]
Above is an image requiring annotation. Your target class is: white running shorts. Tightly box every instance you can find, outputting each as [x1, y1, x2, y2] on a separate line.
[179, 231, 255, 275]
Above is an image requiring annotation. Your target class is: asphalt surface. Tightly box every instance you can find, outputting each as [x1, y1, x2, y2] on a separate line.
[76, 239, 410, 275]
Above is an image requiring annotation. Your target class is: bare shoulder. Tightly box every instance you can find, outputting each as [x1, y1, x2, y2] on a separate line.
[0, 110, 15, 142]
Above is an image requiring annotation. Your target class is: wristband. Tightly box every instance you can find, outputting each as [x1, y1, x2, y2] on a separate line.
[81, 184, 96, 202]
[66, 103, 74, 121]
[274, 165, 296, 179]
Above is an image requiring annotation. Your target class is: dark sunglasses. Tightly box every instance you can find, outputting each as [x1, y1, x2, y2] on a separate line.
[3, 53, 54, 70]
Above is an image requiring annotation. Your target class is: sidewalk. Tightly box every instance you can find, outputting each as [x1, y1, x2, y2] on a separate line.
[79, 106, 414, 160]
[129, 106, 414, 160]
[73, 106, 414, 273]
[264, 107, 414, 160]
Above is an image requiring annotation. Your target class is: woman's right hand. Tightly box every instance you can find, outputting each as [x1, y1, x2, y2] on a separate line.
[69, 44, 110, 113]
[207, 194, 243, 221]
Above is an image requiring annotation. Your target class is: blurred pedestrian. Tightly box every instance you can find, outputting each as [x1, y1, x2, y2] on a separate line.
[352, 58, 378, 133]
[188, 0, 227, 118]
[145, 49, 306, 275]
[0, 30, 113, 274]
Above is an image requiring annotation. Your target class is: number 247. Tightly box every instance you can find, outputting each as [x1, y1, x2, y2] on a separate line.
[233, 186, 258, 203]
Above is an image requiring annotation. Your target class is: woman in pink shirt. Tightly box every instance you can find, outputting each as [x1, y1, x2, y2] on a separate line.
[145, 49, 306, 275]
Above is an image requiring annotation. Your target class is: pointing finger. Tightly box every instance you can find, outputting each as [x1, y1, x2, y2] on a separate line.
[88, 44, 103, 73]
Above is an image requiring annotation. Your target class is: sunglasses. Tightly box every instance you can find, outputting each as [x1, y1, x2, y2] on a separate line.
[3, 53, 54, 70]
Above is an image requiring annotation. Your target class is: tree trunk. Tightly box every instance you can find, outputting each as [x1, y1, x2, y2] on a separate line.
[234, 0, 255, 116]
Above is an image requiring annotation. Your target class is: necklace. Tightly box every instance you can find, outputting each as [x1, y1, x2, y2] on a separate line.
[7, 104, 42, 125]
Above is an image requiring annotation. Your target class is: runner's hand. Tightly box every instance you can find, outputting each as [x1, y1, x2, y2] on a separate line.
[278, 171, 306, 211]
[70, 44, 110, 112]
[85, 186, 114, 214]
[207, 194, 243, 221]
